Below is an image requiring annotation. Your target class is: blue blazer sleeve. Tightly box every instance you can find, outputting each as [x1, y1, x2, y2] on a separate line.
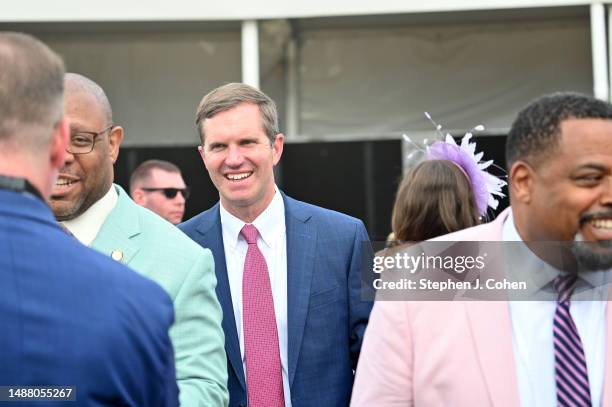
[348, 220, 374, 370]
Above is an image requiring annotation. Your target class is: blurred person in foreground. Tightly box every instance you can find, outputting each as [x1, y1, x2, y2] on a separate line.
[130, 159, 189, 225]
[352, 92, 612, 406]
[179, 83, 373, 407]
[48, 73, 228, 407]
[0, 32, 178, 405]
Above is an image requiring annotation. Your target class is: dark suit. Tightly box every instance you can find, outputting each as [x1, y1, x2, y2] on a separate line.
[179, 193, 373, 407]
[0, 188, 178, 406]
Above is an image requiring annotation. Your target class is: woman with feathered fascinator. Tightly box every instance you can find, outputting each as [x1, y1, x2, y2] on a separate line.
[387, 114, 507, 247]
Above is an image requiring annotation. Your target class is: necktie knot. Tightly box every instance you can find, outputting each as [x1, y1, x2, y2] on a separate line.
[553, 273, 577, 303]
[241, 224, 259, 245]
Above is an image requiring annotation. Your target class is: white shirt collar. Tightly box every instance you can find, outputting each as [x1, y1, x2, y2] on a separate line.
[501, 211, 521, 242]
[61, 185, 118, 246]
[502, 211, 556, 294]
[219, 187, 285, 249]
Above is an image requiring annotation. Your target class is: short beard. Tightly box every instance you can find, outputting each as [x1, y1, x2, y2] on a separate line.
[50, 195, 87, 221]
[571, 232, 612, 272]
[50, 178, 113, 221]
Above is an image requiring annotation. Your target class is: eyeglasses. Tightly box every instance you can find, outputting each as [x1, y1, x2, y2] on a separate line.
[141, 187, 191, 200]
[67, 125, 114, 155]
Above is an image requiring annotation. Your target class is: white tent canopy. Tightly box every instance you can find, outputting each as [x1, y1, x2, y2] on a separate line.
[1, 3, 609, 146]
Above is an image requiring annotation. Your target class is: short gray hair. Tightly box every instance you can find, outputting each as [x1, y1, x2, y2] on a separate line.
[130, 159, 182, 194]
[195, 83, 279, 145]
[64, 72, 113, 124]
[0, 32, 65, 146]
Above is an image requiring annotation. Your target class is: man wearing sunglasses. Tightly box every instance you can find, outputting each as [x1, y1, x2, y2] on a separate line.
[49, 73, 228, 407]
[130, 159, 190, 225]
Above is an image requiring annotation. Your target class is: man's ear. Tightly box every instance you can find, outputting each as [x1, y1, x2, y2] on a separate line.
[272, 133, 284, 166]
[509, 161, 534, 204]
[50, 118, 69, 170]
[198, 145, 208, 169]
[108, 126, 124, 164]
[132, 188, 146, 205]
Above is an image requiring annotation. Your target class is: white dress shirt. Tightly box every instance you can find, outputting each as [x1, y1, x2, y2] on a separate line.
[504, 212, 607, 407]
[220, 188, 292, 407]
[61, 185, 117, 245]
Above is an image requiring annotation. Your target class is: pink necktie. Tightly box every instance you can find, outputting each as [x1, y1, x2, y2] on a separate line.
[241, 224, 285, 407]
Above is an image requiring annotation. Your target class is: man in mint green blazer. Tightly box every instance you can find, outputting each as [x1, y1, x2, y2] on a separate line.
[49, 73, 228, 407]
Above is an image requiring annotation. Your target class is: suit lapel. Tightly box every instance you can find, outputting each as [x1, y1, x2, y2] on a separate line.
[91, 185, 140, 265]
[197, 195, 319, 390]
[465, 301, 521, 406]
[196, 204, 246, 391]
[284, 195, 317, 387]
[463, 210, 520, 406]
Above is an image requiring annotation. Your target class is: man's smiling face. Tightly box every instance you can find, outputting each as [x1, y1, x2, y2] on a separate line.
[523, 118, 612, 270]
[49, 89, 121, 221]
[199, 102, 283, 222]
[528, 119, 612, 240]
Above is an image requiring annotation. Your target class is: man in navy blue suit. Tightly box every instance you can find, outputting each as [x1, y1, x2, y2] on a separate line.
[179, 83, 373, 407]
[0, 32, 178, 406]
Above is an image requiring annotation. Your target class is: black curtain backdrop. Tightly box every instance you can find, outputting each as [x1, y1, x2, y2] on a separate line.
[114, 136, 508, 241]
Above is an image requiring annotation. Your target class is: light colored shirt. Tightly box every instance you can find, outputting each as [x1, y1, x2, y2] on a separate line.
[504, 212, 607, 407]
[61, 185, 117, 246]
[220, 188, 292, 407]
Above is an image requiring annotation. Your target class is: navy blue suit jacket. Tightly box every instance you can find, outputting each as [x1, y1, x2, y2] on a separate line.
[179, 193, 373, 407]
[0, 189, 178, 406]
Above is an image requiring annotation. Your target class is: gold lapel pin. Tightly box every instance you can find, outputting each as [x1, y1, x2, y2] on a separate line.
[110, 250, 124, 262]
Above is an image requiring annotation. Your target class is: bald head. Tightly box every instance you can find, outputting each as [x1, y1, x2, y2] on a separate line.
[64, 73, 113, 124]
[50, 72, 124, 221]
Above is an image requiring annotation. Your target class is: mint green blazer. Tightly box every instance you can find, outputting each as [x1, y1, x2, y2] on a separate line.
[92, 185, 228, 407]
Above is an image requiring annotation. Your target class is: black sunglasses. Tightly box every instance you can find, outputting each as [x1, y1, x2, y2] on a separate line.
[141, 187, 190, 199]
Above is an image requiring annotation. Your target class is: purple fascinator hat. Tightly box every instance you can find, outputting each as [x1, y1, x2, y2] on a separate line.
[406, 112, 507, 216]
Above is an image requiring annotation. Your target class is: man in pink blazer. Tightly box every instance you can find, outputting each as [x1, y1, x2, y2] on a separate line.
[352, 93, 612, 406]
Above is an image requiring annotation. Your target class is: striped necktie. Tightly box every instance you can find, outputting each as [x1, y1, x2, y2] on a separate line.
[553, 274, 592, 406]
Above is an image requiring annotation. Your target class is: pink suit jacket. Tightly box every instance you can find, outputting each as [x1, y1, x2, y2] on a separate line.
[351, 208, 612, 406]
